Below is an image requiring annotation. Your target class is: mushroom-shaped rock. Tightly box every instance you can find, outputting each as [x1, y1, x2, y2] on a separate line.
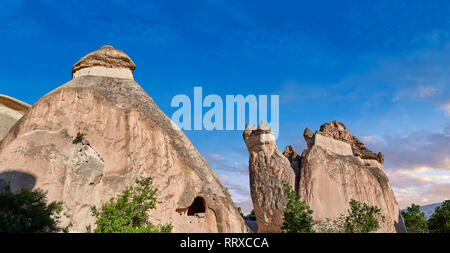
[72, 46, 136, 80]
[377, 152, 385, 164]
[303, 128, 314, 149]
[242, 122, 295, 232]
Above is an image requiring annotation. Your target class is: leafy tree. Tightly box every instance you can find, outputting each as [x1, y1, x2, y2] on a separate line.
[245, 209, 256, 221]
[281, 183, 314, 233]
[0, 183, 66, 233]
[91, 177, 172, 233]
[401, 204, 428, 233]
[339, 199, 385, 233]
[428, 200, 450, 233]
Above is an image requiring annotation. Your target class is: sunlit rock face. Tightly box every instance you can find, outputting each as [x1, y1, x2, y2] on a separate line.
[0, 95, 30, 141]
[243, 121, 406, 233]
[0, 46, 248, 233]
[243, 122, 296, 233]
[72, 45, 135, 80]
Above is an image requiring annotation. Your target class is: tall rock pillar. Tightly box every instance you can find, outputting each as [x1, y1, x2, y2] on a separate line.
[243, 122, 296, 233]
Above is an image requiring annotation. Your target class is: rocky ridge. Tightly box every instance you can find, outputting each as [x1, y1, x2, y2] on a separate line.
[243, 120, 406, 233]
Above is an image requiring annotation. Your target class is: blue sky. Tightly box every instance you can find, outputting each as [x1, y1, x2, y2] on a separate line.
[0, 0, 449, 213]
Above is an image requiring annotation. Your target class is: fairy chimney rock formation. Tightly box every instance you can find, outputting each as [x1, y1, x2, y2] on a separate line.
[313, 120, 385, 169]
[0, 46, 248, 233]
[243, 123, 295, 233]
[72, 45, 136, 80]
[244, 120, 406, 233]
[299, 121, 404, 232]
[0, 95, 31, 140]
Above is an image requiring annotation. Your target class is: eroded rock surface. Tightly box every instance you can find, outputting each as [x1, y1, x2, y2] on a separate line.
[72, 45, 136, 80]
[318, 120, 384, 164]
[243, 123, 295, 233]
[243, 121, 406, 233]
[0, 129, 104, 232]
[0, 95, 30, 140]
[0, 46, 248, 233]
[299, 139, 405, 232]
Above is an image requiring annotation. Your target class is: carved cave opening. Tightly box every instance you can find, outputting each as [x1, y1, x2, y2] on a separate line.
[187, 197, 206, 216]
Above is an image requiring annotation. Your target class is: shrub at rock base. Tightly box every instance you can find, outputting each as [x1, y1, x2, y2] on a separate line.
[281, 184, 314, 233]
[90, 177, 172, 233]
[0, 183, 68, 233]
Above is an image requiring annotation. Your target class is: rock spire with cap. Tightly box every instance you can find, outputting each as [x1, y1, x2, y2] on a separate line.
[242, 121, 296, 233]
[242, 120, 406, 233]
[0, 46, 248, 233]
[72, 45, 136, 80]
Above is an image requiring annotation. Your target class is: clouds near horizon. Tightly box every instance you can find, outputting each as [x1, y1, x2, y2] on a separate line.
[362, 123, 450, 208]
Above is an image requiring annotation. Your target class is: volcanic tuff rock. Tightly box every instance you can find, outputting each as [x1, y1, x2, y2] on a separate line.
[282, 146, 301, 176]
[282, 145, 301, 190]
[243, 122, 295, 233]
[243, 120, 406, 233]
[0, 95, 30, 141]
[318, 120, 384, 164]
[72, 45, 136, 80]
[0, 46, 248, 233]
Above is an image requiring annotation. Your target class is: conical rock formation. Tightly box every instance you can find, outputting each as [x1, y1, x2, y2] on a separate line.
[0, 46, 248, 233]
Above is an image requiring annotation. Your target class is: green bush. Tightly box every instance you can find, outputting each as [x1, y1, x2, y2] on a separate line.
[0, 183, 66, 233]
[401, 204, 428, 233]
[90, 177, 172, 233]
[72, 133, 84, 144]
[281, 183, 314, 233]
[428, 200, 450, 233]
[339, 199, 385, 233]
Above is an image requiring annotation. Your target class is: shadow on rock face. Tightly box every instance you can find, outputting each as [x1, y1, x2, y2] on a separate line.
[395, 212, 407, 233]
[0, 171, 36, 192]
[245, 219, 258, 233]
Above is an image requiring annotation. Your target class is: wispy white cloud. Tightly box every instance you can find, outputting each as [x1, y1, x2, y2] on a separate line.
[368, 128, 450, 172]
[277, 43, 449, 112]
[207, 153, 226, 162]
[218, 173, 230, 181]
[390, 168, 450, 208]
[361, 135, 386, 145]
[206, 151, 251, 211]
[439, 103, 450, 116]
[221, 177, 252, 213]
[345, 122, 450, 209]
[415, 85, 439, 98]
[362, 124, 450, 208]
[283, 42, 450, 117]
[234, 199, 253, 215]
